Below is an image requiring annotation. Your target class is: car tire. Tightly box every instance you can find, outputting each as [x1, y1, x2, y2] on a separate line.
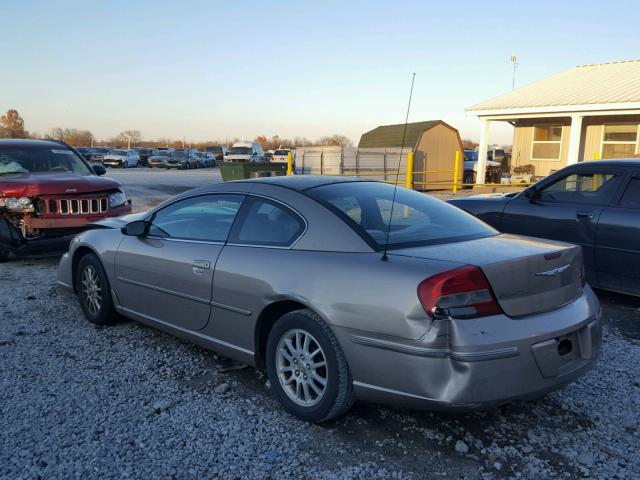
[266, 309, 355, 423]
[75, 253, 117, 326]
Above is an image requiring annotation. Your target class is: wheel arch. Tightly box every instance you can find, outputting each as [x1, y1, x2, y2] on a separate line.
[71, 245, 100, 293]
[254, 299, 312, 370]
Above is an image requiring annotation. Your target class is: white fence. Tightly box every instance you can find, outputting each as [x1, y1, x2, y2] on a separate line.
[294, 146, 412, 182]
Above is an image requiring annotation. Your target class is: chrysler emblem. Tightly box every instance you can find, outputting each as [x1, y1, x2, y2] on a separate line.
[535, 264, 570, 277]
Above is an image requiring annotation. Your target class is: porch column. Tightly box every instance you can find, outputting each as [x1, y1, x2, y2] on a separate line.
[567, 114, 583, 165]
[476, 118, 490, 184]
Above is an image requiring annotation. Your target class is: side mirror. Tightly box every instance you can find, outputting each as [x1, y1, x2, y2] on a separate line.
[524, 186, 539, 201]
[93, 164, 106, 176]
[121, 220, 148, 236]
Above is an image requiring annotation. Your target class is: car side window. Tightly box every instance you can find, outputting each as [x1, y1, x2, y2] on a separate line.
[619, 178, 640, 209]
[539, 172, 620, 205]
[148, 194, 244, 242]
[231, 197, 305, 247]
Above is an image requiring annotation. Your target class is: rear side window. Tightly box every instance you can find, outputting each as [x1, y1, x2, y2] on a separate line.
[307, 182, 496, 249]
[230, 198, 305, 247]
[148, 194, 244, 242]
[540, 172, 620, 205]
[619, 178, 640, 209]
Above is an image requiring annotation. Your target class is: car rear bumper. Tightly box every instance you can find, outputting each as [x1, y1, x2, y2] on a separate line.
[336, 287, 601, 410]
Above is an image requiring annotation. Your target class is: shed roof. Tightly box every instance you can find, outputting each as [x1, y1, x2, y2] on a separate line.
[467, 60, 640, 114]
[358, 120, 443, 148]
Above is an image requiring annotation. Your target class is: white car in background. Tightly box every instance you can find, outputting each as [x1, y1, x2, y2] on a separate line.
[271, 149, 292, 164]
[224, 141, 265, 163]
[103, 149, 140, 168]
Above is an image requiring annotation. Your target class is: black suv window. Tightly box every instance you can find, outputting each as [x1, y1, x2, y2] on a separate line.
[539, 172, 620, 205]
[149, 194, 244, 242]
[231, 197, 305, 247]
[619, 178, 640, 209]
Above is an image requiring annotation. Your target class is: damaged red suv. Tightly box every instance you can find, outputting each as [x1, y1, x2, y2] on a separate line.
[0, 139, 132, 261]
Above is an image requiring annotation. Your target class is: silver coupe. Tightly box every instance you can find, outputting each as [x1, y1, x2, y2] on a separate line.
[57, 177, 601, 422]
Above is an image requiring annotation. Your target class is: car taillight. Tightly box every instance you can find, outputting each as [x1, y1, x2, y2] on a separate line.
[417, 266, 502, 319]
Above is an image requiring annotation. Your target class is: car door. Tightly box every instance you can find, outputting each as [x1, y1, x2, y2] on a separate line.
[501, 168, 625, 285]
[207, 196, 306, 345]
[114, 193, 245, 330]
[595, 172, 640, 294]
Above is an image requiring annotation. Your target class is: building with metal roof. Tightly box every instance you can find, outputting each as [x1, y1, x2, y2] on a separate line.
[359, 120, 464, 189]
[466, 60, 640, 182]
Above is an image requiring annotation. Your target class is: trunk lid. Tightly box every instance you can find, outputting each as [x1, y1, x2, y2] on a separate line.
[390, 234, 583, 317]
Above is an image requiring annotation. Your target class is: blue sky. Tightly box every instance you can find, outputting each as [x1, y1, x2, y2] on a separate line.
[3, 0, 639, 144]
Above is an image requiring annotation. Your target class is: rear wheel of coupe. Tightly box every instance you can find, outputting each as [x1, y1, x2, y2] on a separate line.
[266, 309, 355, 423]
[76, 253, 117, 326]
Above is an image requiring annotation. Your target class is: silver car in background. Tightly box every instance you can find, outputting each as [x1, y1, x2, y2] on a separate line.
[102, 149, 140, 168]
[57, 177, 601, 422]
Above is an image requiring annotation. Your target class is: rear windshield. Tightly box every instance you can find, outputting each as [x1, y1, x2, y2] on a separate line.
[111, 150, 128, 156]
[0, 146, 93, 176]
[206, 146, 223, 154]
[274, 150, 289, 155]
[307, 182, 496, 249]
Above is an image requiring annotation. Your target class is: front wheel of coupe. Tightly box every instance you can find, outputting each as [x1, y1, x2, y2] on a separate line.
[76, 253, 117, 326]
[266, 309, 355, 423]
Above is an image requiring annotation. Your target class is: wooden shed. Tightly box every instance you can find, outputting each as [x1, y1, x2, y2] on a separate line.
[358, 120, 464, 190]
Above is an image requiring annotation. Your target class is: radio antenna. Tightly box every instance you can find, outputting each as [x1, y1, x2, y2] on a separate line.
[382, 72, 415, 262]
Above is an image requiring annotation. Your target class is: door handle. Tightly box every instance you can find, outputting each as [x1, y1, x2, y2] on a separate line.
[576, 212, 594, 220]
[192, 260, 211, 270]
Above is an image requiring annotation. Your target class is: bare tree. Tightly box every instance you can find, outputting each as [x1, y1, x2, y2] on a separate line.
[316, 134, 353, 148]
[44, 127, 64, 141]
[62, 129, 94, 146]
[112, 130, 143, 147]
[0, 109, 28, 138]
[461, 138, 478, 150]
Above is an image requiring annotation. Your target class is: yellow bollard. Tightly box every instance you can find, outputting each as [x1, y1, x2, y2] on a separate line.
[287, 151, 293, 176]
[405, 151, 414, 189]
[594, 150, 600, 161]
[452, 151, 460, 194]
[403, 151, 414, 218]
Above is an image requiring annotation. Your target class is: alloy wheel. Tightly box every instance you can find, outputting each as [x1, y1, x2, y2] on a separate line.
[276, 329, 328, 407]
[81, 265, 102, 316]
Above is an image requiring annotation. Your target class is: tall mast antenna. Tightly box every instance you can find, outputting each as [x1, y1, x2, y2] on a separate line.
[382, 72, 415, 262]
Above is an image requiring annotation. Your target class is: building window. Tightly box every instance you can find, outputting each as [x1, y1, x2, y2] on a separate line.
[601, 124, 639, 159]
[532, 125, 563, 160]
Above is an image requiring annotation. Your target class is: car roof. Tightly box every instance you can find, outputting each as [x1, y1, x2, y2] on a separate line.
[0, 138, 66, 148]
[231, 175, 369, 191]
[572, 159, 640, 168]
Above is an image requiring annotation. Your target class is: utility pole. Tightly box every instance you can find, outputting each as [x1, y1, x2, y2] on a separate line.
[511, 53, 518, 90]
[127, 135, 131, 149]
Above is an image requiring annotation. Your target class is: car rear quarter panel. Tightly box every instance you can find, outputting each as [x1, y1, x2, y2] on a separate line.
[207, 247, 462, 350]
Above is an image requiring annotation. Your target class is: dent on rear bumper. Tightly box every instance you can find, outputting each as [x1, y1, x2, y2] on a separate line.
[336, 287, 601, 410]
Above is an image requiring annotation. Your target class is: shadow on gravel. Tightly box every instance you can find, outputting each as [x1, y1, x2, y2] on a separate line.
[596, 289, 640, 341]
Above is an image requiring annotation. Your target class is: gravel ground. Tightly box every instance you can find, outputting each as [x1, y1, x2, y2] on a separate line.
[1, 169, 639, 479]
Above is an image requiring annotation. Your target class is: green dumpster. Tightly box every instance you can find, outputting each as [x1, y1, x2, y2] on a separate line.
[219, 162, 288, 182]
